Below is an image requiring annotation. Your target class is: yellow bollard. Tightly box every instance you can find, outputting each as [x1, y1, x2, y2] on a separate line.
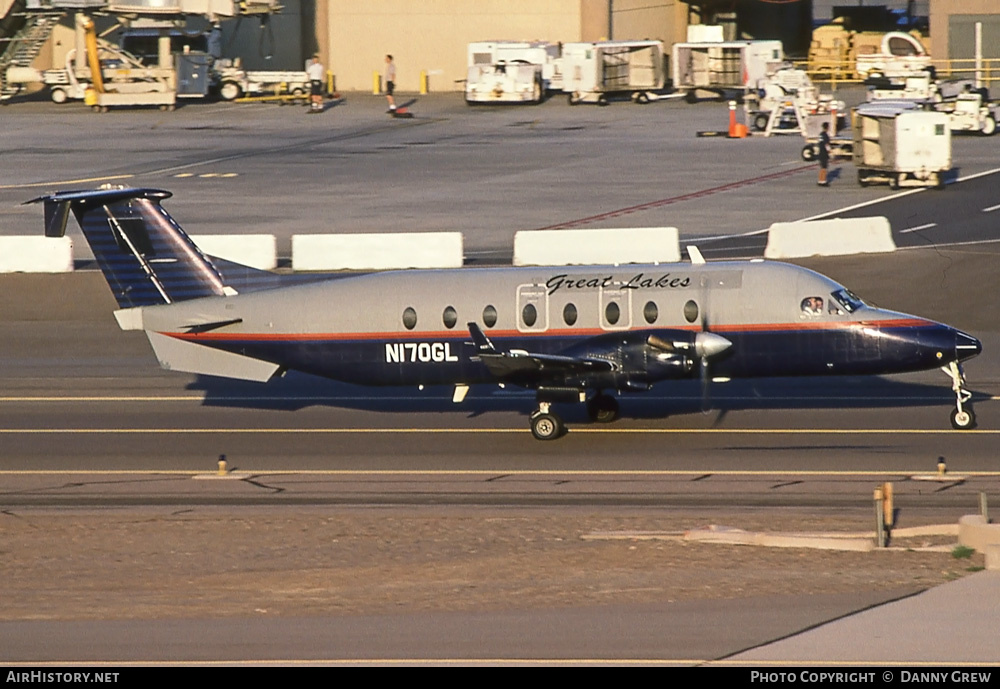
[874, 486, 886, 548]
[326, 70, 335, 96]
[373, 70, 381, 95]
[217, 454, 227, 476]
[882, 481, 894, 528]
[420, 70, 428, 95]
[938, 456, 947, 476]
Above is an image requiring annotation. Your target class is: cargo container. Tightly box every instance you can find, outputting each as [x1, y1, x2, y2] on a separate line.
[560, 40, 664, 105]
[672, 39, 783, 102]
[853, 103, 951, 188]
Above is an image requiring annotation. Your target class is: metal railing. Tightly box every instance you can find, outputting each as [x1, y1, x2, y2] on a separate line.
[791, 58, 1000, 90]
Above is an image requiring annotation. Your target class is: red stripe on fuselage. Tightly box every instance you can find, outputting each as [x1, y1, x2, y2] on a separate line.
[163, 318, 936, 342]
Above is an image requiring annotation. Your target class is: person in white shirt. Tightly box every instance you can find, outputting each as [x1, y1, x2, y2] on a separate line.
[384, 54, 396, 112]
[307, 54, 325, 113]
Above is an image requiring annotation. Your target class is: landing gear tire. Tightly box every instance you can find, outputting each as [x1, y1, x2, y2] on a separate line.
[587, 395, 620, 423]
[950, 408, 976, 430]
[530, 411, 564, 440]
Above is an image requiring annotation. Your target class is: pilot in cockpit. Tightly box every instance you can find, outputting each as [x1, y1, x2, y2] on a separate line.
[800, 296, 823, 317]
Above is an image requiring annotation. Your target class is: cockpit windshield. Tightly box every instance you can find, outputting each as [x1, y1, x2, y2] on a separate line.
[831, 288, 866, 313]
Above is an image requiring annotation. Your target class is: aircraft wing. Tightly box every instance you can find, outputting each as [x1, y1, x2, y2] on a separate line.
[467, 322, 613, 380]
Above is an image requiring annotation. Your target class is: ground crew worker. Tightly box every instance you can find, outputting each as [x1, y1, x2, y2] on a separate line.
[817, 122, 831, 186]
[307, 54, 324, 113]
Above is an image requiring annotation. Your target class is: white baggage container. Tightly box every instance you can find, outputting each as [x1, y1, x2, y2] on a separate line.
[853, 103, 951, 188]
[673, 39, 783, 101]
[560, 40, 664, 105]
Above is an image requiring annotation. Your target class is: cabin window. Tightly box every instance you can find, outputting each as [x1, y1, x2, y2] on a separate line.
[801, 297, 823, 317]
[563, 303, 578, 326]
[605, 301, 620, 326]
[483, 305, 497, 328]
[402, 307, 417, 330]
[643, 301, 658, 324]
[522, 303, 537, 327]
[443, 306, 457, 329]
[683, 300, 699, 324]
[403, 306, 417, 330]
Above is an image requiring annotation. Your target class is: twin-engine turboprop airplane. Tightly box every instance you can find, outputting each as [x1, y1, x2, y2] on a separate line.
[30, 186, 982, 439]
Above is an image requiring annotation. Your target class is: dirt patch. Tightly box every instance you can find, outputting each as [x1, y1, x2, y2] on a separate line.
[0, 506, 984, 621]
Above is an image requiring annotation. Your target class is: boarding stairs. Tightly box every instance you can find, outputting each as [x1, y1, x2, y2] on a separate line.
[0, 5, 63, 101]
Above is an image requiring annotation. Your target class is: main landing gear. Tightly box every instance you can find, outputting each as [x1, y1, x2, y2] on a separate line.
[586, 393, 620, 423]
[943, 361, 976, 430]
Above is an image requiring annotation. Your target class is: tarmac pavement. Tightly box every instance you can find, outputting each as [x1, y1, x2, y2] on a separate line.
[721, 570, 1000, 666]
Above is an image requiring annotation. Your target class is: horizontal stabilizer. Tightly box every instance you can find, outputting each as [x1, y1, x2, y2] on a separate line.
[145, 332, 280, 382]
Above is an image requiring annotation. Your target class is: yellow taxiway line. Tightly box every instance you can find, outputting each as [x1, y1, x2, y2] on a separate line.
[0, 427, 996, 434]
[0, 174, 134, 190]
[2, 469, 1000, 477]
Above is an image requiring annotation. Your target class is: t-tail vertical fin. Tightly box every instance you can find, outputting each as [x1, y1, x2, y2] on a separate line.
[27, 187, 227, 308]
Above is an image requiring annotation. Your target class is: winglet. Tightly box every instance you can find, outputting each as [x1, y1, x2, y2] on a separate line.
[467, 322, 496, 353]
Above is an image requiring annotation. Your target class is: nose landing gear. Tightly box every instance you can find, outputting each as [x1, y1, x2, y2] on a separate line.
[530, 402, 565, 440]
[943, 361, 976, 430]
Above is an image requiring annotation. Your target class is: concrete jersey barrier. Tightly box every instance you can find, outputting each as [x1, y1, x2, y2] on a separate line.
[513, 227, 681, 266]
[0, 236, 74, 273]
[764, 217, 897, 259]
[292, 232, 464, 271]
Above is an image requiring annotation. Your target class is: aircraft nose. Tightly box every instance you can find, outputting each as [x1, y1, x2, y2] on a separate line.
[955, 329, 982, 362]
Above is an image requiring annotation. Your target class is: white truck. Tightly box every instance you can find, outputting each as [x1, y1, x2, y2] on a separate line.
[853, 103, 951, 189]
[464, 41, 561, 104]
[215, 62, 312, 101]
[856, 31, 932, 80]
[560, 40, 664, 105]
[672, 38, 783, 102]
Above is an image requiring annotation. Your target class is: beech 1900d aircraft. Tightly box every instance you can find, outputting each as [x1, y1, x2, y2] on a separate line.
[30, 187, 983, 440]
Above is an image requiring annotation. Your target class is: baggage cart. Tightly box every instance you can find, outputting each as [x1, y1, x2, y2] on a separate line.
[852, 103, 951, 188]
[561, 40, 664, 105]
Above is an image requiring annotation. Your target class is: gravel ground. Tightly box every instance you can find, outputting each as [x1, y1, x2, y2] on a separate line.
[0, 507, 984, 621]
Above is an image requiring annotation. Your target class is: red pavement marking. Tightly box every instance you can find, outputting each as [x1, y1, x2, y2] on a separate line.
[532, 164, 816, 231]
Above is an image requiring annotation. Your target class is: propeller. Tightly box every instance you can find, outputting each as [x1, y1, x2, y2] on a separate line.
[692, 273, 733, 413]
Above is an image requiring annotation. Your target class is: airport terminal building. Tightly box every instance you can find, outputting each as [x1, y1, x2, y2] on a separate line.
[2, 0, 997, 94]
